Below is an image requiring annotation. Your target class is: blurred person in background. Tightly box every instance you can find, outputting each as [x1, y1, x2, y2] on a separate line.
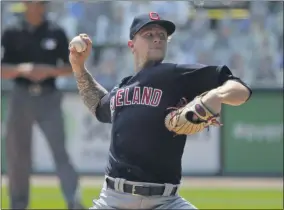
[1, 1, 84, 209]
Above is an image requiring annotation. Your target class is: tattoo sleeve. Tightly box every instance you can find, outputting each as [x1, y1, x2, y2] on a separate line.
[74, 67, 108, 115]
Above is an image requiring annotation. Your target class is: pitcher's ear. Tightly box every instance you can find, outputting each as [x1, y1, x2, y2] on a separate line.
[128, 40, 134, 49]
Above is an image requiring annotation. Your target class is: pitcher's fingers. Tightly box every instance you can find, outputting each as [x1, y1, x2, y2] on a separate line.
[69, 46, 82, 55]
[69, 46, 76, 52]
[70, 48, 80, 56]
[70, 50, 83, 59]
[80, 39, 92, 54]
[79, 33, 89, 38]
[84, 44, 92, 55]
[81, 37, 92, 47]
[80, 34, 92, 44]
[70, 46, 84, 55]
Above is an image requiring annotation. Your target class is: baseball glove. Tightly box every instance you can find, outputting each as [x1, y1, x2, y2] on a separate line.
[165, 93, 222, 135]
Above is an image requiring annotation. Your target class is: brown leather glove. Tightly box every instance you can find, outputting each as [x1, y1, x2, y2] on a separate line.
[165, 93, 222, 135]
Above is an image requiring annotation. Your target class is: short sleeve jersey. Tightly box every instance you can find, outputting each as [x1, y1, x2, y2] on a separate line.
[95, 63, 251, 184]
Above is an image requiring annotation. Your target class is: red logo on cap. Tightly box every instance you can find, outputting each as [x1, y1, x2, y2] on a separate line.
[149, 12, 160, 20]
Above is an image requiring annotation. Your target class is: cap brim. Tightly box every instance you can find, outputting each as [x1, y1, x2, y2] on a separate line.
[134, 20, 176, 39]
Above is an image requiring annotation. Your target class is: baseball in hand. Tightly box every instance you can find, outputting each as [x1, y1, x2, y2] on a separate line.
[69, 36, 87, 53]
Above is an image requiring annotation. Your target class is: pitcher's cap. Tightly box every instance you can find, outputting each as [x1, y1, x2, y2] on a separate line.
[129, 12, 176, 40]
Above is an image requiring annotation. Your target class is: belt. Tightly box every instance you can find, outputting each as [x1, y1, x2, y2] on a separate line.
[106, 177, 178, 196]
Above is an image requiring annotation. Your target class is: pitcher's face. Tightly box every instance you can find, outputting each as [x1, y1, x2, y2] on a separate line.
[128, 24, 168, 62]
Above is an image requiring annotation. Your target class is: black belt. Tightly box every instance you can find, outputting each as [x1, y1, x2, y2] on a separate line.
[106, 177, 178, 196]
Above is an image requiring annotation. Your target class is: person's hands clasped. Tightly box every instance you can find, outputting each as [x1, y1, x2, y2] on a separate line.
[16, 63, 54, 82]
[69, 34, 93, 73]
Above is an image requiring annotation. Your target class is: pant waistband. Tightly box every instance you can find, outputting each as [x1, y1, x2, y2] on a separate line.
[105, 176, 179, 197]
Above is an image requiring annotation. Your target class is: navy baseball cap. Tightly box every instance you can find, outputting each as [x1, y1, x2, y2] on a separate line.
[129, 12, 176, 40]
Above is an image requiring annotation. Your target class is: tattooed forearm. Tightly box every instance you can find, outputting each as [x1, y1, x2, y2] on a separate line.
[74, 67, 108, 115]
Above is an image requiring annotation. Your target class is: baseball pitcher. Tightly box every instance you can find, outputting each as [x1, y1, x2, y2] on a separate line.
[69, 12, 252, 209]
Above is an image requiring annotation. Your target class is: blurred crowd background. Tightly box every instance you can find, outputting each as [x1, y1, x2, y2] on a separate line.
[1, 1, 283, 90]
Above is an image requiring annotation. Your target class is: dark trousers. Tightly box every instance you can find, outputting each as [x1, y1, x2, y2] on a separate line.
[5, 84, 80, 209]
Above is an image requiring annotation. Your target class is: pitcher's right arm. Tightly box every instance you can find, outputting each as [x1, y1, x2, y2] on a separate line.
[69, 34, 110, 118]
[73, 66, 108, 116]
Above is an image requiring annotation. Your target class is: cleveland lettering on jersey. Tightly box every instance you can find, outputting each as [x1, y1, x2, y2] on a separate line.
[94, 63, 252, 185]
[110, 86, 163, 110]
[74, 12, 253, 209]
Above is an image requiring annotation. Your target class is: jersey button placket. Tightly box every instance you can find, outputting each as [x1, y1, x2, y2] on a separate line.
[114, 111, 121, 138]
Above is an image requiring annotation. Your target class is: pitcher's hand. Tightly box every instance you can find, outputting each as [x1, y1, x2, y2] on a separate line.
[69, 34, 92, 73]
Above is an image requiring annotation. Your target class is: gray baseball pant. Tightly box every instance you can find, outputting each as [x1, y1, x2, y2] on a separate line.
[90, 177, 198, 209]
[5, 84, 80, 209]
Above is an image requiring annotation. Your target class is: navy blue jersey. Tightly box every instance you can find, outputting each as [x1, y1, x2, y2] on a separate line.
[96, 63, 250, 184]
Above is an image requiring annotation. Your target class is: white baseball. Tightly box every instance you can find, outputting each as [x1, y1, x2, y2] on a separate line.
[69, 36, 87, 53]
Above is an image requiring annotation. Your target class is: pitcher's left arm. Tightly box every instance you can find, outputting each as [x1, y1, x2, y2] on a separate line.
[200, 79, 251, 114]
